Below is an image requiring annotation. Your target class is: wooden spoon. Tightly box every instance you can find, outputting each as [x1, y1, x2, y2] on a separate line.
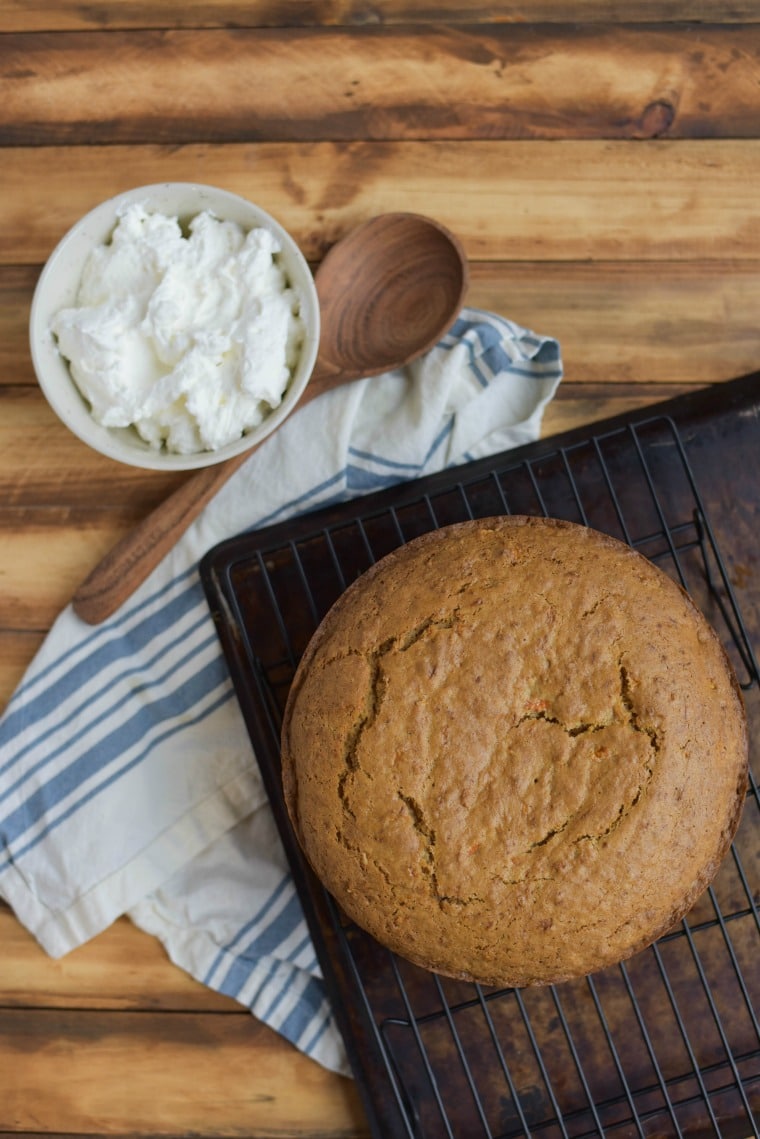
[72, 212, 468, 624]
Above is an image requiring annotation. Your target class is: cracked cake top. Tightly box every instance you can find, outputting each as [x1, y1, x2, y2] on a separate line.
[280, 516, 748, 987]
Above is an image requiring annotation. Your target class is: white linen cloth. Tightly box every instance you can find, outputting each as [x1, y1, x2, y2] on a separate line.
[0, 308, 562, 1076]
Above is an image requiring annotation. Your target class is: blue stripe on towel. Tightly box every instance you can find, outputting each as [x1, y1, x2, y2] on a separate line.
[300, 1003, 334, 1055]
[202, 874, 293, 985]
[347, 446, 422, 473]
[0, 659, 233, 869]
[1, 613, 214, 782]
[217, 889, 305, 993]
[0, 577, 207, 746]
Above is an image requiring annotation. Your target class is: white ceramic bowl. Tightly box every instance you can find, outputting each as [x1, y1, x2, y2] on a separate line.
[29, 183, 321, 470]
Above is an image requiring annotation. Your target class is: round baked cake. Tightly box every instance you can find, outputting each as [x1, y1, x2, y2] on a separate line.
[281, 516, 748, 987]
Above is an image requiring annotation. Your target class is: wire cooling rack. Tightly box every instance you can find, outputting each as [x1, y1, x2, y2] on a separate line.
[200, 376, 760, 1139]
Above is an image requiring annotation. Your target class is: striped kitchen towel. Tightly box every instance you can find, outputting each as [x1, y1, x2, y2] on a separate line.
[0, 308, 562, 1076]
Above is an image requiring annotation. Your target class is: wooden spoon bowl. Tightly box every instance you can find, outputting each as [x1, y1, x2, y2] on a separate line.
[314, 212, 468, 381]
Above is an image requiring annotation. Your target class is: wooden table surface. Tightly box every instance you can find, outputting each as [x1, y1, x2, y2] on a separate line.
[2, 3, 760, 1136]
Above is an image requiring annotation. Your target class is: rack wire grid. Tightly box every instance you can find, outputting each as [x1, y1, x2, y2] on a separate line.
[201, 396, 760, 1139]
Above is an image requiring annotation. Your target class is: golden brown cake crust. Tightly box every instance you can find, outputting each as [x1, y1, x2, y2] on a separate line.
[281, 516, 748, 987]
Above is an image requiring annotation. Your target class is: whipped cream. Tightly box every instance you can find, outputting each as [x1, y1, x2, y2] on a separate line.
[51, 203, 305, 454]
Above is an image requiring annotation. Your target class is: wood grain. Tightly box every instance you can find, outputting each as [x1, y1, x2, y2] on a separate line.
[468, 261, 760, 385]
[0, 515, 139, 629]
[3, 25, 760, 145]
[0, 633, 45, 708]
[0, 905, 235, 1010]
[0, 266, 35, 377]
[0, 1008, 368, 1137]
[0, 389, 186, 504]
[1, 0, 759, 32]
[4, 140, 760, 265]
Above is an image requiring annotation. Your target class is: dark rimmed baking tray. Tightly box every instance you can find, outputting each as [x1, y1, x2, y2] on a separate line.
[200, 372, 760, 1139]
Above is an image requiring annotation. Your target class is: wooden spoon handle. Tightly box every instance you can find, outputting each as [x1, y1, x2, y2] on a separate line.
[72, 446, 254, 624]
[71, 358, 348, 624]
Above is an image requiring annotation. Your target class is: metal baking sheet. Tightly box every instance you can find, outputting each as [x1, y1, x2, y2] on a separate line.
[200, 373, 760, 1139]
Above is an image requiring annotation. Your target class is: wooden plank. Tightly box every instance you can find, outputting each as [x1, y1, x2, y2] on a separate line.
[467, 261, 760, 385]
[3, 26, 760, 145]
[542, 380, 693, 436]
[3, 140, 760, 266]
[0, 513, 141, 630]
[0, 1007, 368, 1137]
[7, 259, 760, 399]
[0, 389, 187, 507]
[0, 266, 36, 380]
[1, 0, 759, 32]
[0, 905, 236, 1011]
[0, 631, 44, 709]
